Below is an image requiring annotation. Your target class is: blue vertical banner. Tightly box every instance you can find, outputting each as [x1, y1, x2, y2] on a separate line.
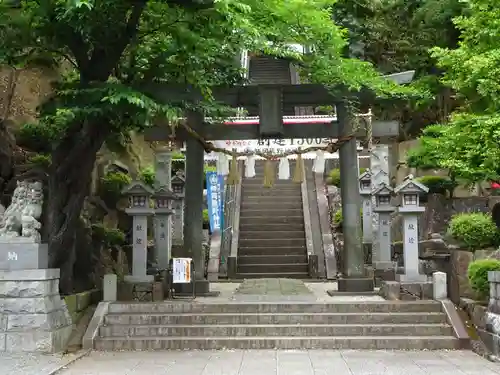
[206, 172, 224, 232]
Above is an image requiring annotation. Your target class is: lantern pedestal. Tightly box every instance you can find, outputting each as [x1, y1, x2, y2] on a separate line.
[394, 176, 429, 283]
[121, 181, 155, 284]
[371, 183, 396, 279]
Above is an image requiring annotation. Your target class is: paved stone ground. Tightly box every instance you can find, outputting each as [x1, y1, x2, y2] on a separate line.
[197, 281, 385, 303]
[56, 350, 500, 375]
[231, 279, 317, 302]
[0, 351, 86, 375]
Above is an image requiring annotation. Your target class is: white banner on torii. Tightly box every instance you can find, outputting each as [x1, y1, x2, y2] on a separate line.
[203, 138, 364, 160]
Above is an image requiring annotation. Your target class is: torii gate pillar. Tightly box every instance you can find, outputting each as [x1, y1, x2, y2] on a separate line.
[337, 103, 374, 292]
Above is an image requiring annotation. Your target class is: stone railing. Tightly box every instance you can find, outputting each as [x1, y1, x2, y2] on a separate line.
[218, 178, 237, 277]
[226, 161, 243, 279]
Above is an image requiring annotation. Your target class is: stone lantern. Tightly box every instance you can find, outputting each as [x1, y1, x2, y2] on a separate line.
[122, 181, 155, 282]
[372, 183, 396, 273]
[394, 176, 429, 282]
[171, 171, 186, 246]
[153, 186, 177, 269]
[359, 170, 372, 244]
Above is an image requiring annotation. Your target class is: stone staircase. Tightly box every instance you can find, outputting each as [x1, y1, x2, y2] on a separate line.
[237, 161, 309, 279]
[93, 301, 460, 350]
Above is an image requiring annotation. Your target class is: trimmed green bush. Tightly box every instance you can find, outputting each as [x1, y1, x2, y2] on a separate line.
[468, 259, 500, 300]
[91, 224, 126, 247]
[99, 171, 131, 206]
[416, 175, 457, 195]
[139, 166, 155, 188]
[327, 167, 367, 187]
[28, 154, 51, 168]
[447, 213, 498, 251]
[332, 208, 363, 227]
[172, 152, 185, 174]
[202, 208, 210, 228]
[16, 122, 59, 153]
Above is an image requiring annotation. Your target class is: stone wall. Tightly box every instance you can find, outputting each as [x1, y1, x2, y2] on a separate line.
[63, 289, 101, 323]
[464, 271, 500, 358]
[0, 269, 73, 353]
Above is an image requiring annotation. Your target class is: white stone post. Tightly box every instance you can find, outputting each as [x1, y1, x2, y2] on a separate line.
[372, 183, 396, 270]
[122, 181, 154, 283]
[358, 171, 372, 244]
[171, 171, 186, 246]
[432, 271, 447, 300]
[370, 145, 390, 266]
[154, 149, 173, 268]
[395, 176, 429, 282]
[103, 274, 117, 301]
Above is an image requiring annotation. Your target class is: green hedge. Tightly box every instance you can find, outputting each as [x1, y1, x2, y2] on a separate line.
[99, 171, 131, 206]
[468, 259, 500, 300]
[447, 212, 498, 251]
[327, 168, 367, 187]
[332, 208, 363, 227]
[416, 175, 457, 195]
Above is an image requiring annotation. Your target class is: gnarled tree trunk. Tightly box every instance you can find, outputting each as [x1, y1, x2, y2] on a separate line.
[46, 120, 110, 294]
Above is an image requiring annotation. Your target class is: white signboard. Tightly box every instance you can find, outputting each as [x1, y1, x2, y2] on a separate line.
[172, 257, 192, 284]
[206, 139, 363, 160]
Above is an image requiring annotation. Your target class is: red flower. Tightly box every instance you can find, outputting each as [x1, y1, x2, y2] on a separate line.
[491, 182, 500, 189]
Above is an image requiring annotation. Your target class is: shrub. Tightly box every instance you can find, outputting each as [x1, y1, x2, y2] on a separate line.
[332, 208, 363, 227]
[91, 224, 127, 247]
[172, 152, 185, 174]
[468, 259, 500, 300]
[447, 213, 498, 250]
[326, 167, 367, 187]
[99, 171, 131, 206]
[16, 122, 59, 153]
[139, 166, 155, 188]
[28, 154, 51, 168]
[202, 208, 209, 225]
[416, 175, 457, 195]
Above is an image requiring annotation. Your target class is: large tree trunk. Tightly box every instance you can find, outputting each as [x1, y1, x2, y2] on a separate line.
[46, 120, 110, 294]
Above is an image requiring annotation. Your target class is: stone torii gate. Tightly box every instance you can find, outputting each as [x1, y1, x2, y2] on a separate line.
[142, 81, 405, 294]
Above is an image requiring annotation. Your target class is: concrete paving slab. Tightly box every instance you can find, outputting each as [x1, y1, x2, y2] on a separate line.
[52, 350, 500, 375]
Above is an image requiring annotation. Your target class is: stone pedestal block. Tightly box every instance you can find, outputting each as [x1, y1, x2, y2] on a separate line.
[432, 271, 447, 300]
[0, 269, 73, 353]
[0, 243, 48, 270]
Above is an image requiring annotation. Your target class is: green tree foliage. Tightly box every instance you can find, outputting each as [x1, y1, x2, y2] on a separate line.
[0, 0, 411, 291]
[468, 259, 500, 300]
[409, 0, 500, 184]
[333, 0, 464, 136]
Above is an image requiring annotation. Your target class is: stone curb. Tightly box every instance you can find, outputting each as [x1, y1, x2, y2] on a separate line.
[47, 349, 91, 375]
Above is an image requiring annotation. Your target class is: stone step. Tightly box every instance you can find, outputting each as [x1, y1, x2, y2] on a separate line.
[239, 216, 304, 225]
[107, 301, 444, 314]
[240, 209, 304, 218]
[243, 179, 300, 186]
[239, 238, 306, 247]
[242, 189, 302, 197]
[94, 336, 460, 350]
[238, 246, 306, 256]
[237, 263, 309, 274]
[239, 231, 305, 240]
[235, 272, 309, 279]
[241, 201, 303, 209]
[238, 255, 308, 265]
[104, 312, 448, 326]
[99, 324, 453, 338]
[244, 195, 303, 202]
[240, 223, 305, 232]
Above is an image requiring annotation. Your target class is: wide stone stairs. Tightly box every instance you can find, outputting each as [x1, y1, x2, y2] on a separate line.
[94, 301, 460, 350]
[237, 161, 309, 278]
